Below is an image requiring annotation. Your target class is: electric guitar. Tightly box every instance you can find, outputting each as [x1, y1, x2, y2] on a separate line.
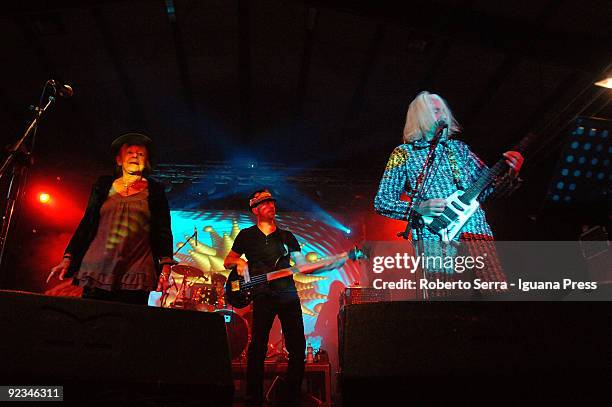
[422, 134, 532, 241]
[224, 247, 366, 309]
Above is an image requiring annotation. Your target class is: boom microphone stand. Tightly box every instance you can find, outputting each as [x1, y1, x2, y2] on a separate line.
[160, 227, 201, 307]
[0, 80, 71, 273]
[396, 120, 448, 299]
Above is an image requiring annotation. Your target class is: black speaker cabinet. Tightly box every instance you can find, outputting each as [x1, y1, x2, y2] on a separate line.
[338, 301, 611, 405]
[0, 290, 234, 406]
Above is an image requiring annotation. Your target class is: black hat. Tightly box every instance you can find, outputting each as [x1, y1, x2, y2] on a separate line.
[249, 189, 276, 209]
[110, 132, 153, 156]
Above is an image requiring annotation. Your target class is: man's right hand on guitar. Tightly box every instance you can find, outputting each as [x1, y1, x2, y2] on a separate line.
[224, 251, 251, 283]
[416, 198, 447, 217]
[234, 258, 248, 276]
[235, 259, 251, 283]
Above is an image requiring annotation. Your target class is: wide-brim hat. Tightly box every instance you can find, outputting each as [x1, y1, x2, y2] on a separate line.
[249, 190, 276, 209]
[111, 132, 154, 157]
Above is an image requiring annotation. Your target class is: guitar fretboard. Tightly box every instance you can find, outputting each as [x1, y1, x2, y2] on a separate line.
[459, 159, 506, 203]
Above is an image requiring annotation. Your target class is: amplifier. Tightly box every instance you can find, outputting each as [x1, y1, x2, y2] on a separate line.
[339, 285, 389, 306]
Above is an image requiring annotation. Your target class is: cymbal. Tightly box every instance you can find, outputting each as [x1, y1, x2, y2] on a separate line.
[186, 273, 225, 285]
[172, 264, 204, 277]
[185, 276, 210, 284]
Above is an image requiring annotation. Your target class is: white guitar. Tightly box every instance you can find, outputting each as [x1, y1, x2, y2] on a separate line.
[421, 134, 531, 241]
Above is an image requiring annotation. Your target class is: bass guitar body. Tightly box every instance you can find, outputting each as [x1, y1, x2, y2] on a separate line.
[224, 267, 256, 309]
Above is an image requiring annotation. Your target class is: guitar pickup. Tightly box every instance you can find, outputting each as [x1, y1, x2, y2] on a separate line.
[451, 202, 465, 211]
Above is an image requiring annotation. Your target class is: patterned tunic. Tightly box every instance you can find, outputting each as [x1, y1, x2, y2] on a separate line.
[374, 139, 496, 241]
[75, 188, 158, 291]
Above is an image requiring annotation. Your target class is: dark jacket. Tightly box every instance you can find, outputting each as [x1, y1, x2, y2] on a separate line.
[64, 175, 174, 279]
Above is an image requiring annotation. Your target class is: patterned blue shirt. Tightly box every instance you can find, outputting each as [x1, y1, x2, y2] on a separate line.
[374, 139, 496, 241]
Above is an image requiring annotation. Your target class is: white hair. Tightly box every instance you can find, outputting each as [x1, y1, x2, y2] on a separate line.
[402, 91, 461, 143]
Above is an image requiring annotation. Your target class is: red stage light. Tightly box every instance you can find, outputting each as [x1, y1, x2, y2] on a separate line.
[39, 193, 51, 204]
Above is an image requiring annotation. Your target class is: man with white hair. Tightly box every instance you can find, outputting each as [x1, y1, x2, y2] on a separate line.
[374, 91, 524, 241]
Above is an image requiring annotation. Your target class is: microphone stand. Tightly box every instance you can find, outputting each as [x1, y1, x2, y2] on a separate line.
[396, 125, 446, 300]
[0, 83, 58, 273]
[397, 127, 446, 240]
[161, 227, 201, 307]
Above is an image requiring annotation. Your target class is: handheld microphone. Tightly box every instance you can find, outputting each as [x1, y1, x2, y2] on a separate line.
[48, 80, 74, 98]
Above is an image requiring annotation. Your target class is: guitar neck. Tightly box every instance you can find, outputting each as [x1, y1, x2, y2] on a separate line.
[460, 159, 506, 203]
[264, 252, 349, 282]
[460, 133, 532, 203]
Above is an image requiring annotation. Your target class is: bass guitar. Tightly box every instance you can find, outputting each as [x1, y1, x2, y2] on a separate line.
[224, 247, 366, 309]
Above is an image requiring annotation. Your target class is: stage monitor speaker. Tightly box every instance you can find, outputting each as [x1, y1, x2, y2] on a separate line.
[338, 301, 610, 405]
[0, 290, 234, 406]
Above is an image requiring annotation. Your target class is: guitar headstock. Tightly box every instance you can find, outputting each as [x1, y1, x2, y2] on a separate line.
[512, 132, 538, 155]
[348, 245, 369, 261]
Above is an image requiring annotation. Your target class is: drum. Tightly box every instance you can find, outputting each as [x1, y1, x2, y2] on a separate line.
[211, 273, 227, 309]
[215, 309, 249, 360]
[193, 286, 217, 311]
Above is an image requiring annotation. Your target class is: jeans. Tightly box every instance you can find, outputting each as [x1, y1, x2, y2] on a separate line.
[246, 293, 305, 407]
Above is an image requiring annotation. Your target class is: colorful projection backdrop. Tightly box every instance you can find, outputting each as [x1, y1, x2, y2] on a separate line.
[169, 209, 360, 337]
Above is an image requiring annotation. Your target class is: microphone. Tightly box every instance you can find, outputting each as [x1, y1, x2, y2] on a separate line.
[430, 119, 448, 147]
[48, 80, 74, 98]
[194, 227, 198, 247]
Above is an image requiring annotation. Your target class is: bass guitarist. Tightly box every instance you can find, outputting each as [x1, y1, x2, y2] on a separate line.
[224, 189, 306, 407]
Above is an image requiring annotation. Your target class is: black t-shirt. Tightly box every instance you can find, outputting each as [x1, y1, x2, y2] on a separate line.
[231, 225, 301, 295]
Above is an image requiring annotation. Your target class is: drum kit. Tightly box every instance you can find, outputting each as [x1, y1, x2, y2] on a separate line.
[165, 264, 250, 360]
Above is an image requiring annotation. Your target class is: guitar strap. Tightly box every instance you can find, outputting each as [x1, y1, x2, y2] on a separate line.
[443, 143, 466, 190]
[408, 141, 465, 193]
